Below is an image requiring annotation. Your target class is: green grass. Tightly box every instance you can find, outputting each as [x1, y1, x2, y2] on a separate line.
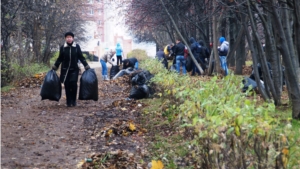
[1, 85, 14, 92]
[246, 60, 253, 66]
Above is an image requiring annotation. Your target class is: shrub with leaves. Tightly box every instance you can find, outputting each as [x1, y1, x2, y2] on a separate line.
[140, 58, 300, 168]
[127, 49, 149, 61]
[11, 62, 50, 84]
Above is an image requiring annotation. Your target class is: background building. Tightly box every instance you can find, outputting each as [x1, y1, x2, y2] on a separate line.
[80, 0, 132, 60]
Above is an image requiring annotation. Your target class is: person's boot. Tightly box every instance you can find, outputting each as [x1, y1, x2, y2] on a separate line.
[104, 75, 110, 81]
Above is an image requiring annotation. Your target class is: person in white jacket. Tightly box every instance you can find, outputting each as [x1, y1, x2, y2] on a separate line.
[218, 37, 229, 76]
[99, 49, 116, 80]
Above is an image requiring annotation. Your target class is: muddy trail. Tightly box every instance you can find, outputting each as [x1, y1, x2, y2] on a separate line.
[1, 67, 150, 169]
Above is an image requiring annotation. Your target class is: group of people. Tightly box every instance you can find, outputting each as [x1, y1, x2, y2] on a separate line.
[156, 36, 229, 76]
[52, 31, 229, 107]
[52, 32, 138, 107]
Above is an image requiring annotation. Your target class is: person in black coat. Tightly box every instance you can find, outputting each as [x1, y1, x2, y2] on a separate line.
[52, 32, 90, 107]
[156, 48, 168, 69]
[189, 37, 202, 75]
[122, 57, 139, 70]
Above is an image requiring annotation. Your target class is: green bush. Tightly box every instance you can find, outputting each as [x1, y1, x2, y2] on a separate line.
[11, 62, 49, 82]
[141, 58, 300, 169]
[127, 49, 149, 61]
[1, 57, 12, 87]
[50, 51, 59, 66]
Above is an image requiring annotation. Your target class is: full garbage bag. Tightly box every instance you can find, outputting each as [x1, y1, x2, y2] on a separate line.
[110, 65, 120, 79]
[242, 77, 265, 92]
[185, 55, 193, 72]
[129, 84, 150, 100]
[112, 67, 134, 80]
[79, 69, 98, 101]
[40, 70, 62, 101]
[131, 71, 154, 85]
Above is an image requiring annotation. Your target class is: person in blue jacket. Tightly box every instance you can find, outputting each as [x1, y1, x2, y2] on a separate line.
[122, 57, 138, 70]
[115, 43, 123, 66]
[218, 37, 229, 76]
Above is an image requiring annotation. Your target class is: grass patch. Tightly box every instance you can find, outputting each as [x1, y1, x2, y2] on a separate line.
[11, 63, 49, 82]
[1, 85, 15, 92]
[246, 60, 253, 66]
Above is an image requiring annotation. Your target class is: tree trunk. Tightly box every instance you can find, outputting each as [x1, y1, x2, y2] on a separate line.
[294, 0, 300, 82]
[32, 19, 41, 63]
[271, 0, 300, 118]
[243, 1, 270, 101]
[17, 14, 25, 67]
[228, 9, 237, 67]
[235, 32, 245, 75]
[254, 3, 282, 105]
[212, 0, 221, 74]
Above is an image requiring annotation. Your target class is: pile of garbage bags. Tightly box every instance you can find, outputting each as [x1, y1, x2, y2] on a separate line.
[242, 62, 285, 92]
[129, 70, 154, 100]
[112, 67, 155, 100]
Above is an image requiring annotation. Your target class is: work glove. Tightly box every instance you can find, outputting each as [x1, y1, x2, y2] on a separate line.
[85, 65, 91, 70]
[52, 65, 58, 71]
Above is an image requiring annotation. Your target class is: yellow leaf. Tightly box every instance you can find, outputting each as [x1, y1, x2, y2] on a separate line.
[282, 147, 289, 155]
[281, 135, 287, 144]
[129, 122, 136, 131]
[76, 159, 85, 168]
[105, 129, 113, 137]
[122, 130, 128, 136]
[151, 160, 164, 169]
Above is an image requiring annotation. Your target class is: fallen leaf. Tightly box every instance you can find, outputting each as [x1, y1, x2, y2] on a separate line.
[77, 159, 85, 168]
[151, 160, 164, 169]
[129, 122, 136, 131]
[105, 129, 113, 137]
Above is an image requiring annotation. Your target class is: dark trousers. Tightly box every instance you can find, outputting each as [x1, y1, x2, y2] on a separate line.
[117, 56, 122, 65]
[63, 69, 79, 105]
[64, 81, 77, 105]
[192, 61, 201, 75]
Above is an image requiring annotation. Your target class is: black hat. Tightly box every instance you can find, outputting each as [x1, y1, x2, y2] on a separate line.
[64, 32, 74, 38]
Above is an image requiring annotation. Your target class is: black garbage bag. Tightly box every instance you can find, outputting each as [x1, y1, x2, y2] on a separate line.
[110, 65, 120, 79]
[112, 67, 134, 80]
[40, 70, 62, 101]
[131, 71, 154, 85]
[186, 55, 193, 72]
[79, 69, 98, 101]
[242, 77, 263, 92]
[129, 84, 150, 100]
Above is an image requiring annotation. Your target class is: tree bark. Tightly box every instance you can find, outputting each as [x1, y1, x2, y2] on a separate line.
[235, 32, 246, 75]
[294, 0, 300, 82]
[212, 0, 221, 74]
[243, 1, 270, 101]
[254, 3, 282, 105]
[271, 0, 300, 118]
[228, 8, 237, 67]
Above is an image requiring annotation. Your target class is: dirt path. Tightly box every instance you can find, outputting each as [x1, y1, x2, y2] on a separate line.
[1, 67, 148, 168]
